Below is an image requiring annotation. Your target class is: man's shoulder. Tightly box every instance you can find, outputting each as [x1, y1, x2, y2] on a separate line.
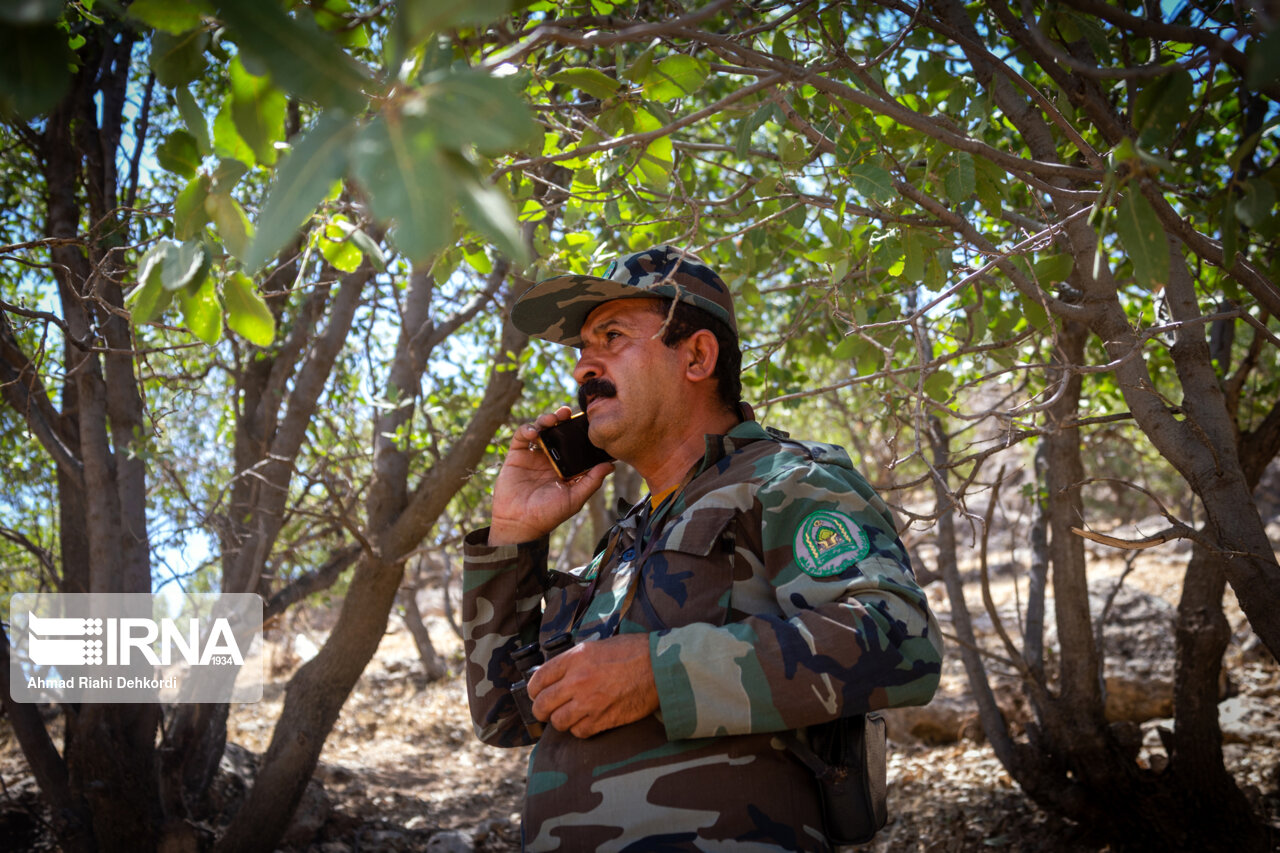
[703, 427, 870, 499]
[730, 428, 894, 514]
[764, 431, 854, 469]
[733, 427, 855, 476]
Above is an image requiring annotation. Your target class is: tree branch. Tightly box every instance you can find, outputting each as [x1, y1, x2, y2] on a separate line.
[681, 26, 1103, 183]
[0, 526, 59, 589]
[0, 311, 83, 486]
[1058, 0, 1280, 100]
[383, 311, 529, 559]
[1139, 181, 1280, 319]
[263, 544, 362, 622]
[496, 73, 786, 178]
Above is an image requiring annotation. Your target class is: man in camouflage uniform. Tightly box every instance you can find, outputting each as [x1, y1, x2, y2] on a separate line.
[463, 246, 942, 850]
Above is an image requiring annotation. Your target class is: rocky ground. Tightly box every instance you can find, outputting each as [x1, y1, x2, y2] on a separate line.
[2, 542, 1279, 851]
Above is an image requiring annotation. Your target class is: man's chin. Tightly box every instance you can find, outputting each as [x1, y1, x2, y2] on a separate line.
[586, 411, 620, 453]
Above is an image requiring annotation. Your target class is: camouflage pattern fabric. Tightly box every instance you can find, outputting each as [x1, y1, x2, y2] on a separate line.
[463, 420, 943, 851]
[510, 245, 737, 347]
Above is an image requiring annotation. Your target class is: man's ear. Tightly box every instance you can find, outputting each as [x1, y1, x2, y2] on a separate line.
[682, 329, 720, 382]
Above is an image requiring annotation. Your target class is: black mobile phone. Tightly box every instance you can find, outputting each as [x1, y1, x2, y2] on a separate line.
[536, 412, 613, 480]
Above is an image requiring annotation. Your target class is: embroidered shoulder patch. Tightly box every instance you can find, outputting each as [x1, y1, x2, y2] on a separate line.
[794, 510, 870, 577]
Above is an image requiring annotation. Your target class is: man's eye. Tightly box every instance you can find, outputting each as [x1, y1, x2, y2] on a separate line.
[605, 330, 622, 341]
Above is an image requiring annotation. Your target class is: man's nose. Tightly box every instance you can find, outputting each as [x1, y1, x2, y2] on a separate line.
[572, 349, 600, 385]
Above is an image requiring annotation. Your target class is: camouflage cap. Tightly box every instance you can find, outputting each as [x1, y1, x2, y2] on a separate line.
[511, 245, 737, 347]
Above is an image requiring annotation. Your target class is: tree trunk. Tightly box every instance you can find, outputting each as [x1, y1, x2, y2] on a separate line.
[32, 31, 166, 849]
[214, 554, 405, 853]
[1165, 545, 1268, 852]
[1023, 440, 1049, 681]
[1093, 242, 1280, 661]
[0, 629, 95, 853]
[1042, 321, 1101, 719]
[400, 584, 449, 681]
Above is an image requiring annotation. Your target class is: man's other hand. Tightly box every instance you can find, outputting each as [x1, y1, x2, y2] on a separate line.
[526, 634, 659, 738]
[488, 406, 614, 546]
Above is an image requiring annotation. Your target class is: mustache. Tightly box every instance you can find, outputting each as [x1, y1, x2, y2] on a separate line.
[578, 378, 617, 412]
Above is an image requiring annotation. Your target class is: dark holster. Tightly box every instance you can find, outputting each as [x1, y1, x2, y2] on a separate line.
[782, 713, 888, 845]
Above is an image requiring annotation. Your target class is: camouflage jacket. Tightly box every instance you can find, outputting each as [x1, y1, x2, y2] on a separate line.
[463, 421, 942, 851]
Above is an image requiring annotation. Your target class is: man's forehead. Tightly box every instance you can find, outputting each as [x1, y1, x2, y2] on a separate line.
[581, 297, 663, 333]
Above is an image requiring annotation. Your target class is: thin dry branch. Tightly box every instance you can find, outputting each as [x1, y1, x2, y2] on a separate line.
[1070, 525, 1196, 550]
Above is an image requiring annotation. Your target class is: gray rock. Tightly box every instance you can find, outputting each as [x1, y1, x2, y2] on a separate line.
[1218, 695, 1280, 745]
[426, 829, 474, 853]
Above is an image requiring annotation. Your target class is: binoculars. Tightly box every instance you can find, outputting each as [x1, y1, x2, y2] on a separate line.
[510, 632, 573, 737]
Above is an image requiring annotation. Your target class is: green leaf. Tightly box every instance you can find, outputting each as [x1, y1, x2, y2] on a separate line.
[1133, 69, 1192, 150]
[832, 335, 860, 360]
[1235, 178, 1276, 229]
[174, 173, 212, 240]
[156, 130, 202, 178]
[392, 0, 511, 61]
[229, 57, 287, 166]
[1065, 11, 1111, 63]
[772, 30, 793, 63]
[128, 0, 205, 34]
[903, 230, 925, 282]
[621, 45, 655, 84]
[924, 369, 954, 402]
[549, 68, 620, 99]
[213, 97, 257, 166]
[167, 240, 210, 292]
[205, 191, 254, 262]
[216, 0, 370, 112]
[463, 244, 493, 275]
[1247, 28, 1280, 90]
[1113, 190, 1169, 290]
[1023, 296, 1048, 329]
[319, 216, 364, 272]
[735, 103, 772, 159]
[149, 28, 210, 88]
[633, 109, 672, 189]
[1032, 253, 1074, 284]
[212, 158, 250, 191]
[246, 113, 355, 271]
[642, 55, 709, 101]
[944, 152, 976, 203]
[136, 241, 169, 291]
[848, 163, 894, 203]
[125, 272, 172, 325]
[223, 272, 276, 346]
[138, 238, 209, 293]
[778, 133, 806, 164]
[177, 273, 223, 344]
[175, 87, 211, 156]
[348, 226, 386, 272]
[0, 0, 62, 25]
[426, 71, 539, 155]
[351, 112, 454, 264]
[0, 23, 73, 119]
[455, 166, 526, 263]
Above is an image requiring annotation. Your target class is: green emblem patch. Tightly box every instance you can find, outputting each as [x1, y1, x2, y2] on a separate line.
[582, 550, 604, 580]
[794, 510, 870, 577]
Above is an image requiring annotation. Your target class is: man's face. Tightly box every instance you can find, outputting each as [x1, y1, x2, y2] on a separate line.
[572, 298, 684, 460]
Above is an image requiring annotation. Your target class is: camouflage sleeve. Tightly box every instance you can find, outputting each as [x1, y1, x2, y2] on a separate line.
[461, 529, 549, 748]
[650, 460, 943, 741]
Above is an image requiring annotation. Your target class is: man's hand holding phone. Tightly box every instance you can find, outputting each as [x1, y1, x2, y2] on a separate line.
[488, 406, 615, 547]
